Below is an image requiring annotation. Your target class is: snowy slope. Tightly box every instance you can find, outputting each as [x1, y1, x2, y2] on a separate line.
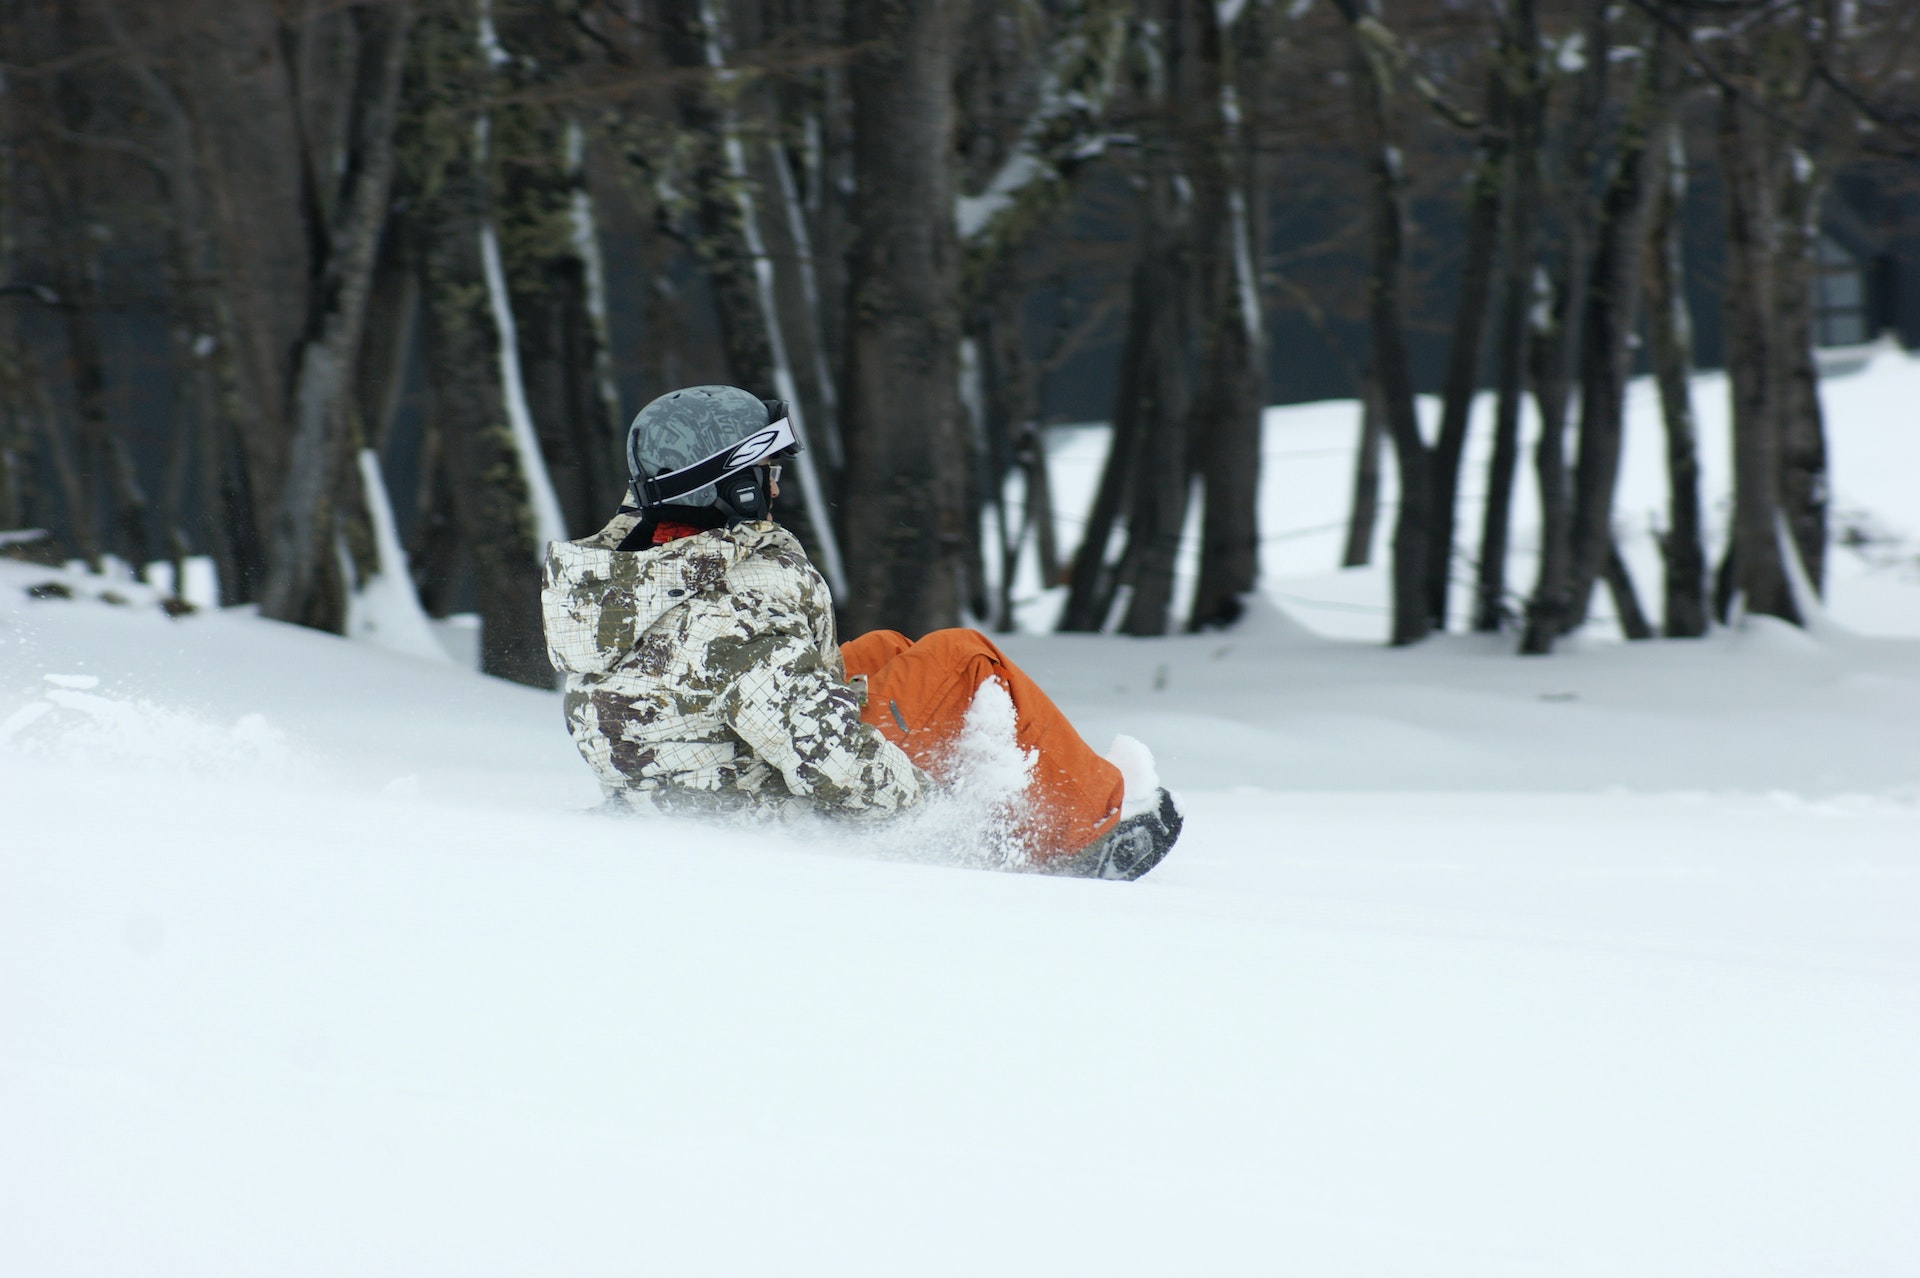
[5, 354, 1920, 1276]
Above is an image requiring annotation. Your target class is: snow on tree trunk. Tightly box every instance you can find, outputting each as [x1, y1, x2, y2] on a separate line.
[657, 0, 848, 599]
[953, 1, 1131, 631]
[476, 215, 568, 552]
[407, 0, 555, 687]
[952, 2, 1126, 253]
[565, 121, 626, 449]
[473, 0, 565, 553]
[259, 3, 415, 628]
[702, 21, 846, 599]
[768, 135, 843, 469]
[725, 149, 846, 597]
[1773, 147, 1830, 596]
[343, 449, 446, 662]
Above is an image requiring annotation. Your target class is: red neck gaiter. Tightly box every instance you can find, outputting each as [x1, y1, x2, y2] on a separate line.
[651, 520, 708, 545]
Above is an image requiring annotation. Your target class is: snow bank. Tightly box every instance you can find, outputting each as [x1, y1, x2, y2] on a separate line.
[4, 351, 1919, 1276]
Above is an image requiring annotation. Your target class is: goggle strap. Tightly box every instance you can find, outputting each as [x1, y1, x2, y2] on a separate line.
[636, 416, 796, 509]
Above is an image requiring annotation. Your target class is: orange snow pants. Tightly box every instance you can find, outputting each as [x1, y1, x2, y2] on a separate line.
[839, 628, 1124, 863]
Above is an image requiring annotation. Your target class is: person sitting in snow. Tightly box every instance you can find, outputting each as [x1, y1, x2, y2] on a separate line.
[539, 384, 1182, 879]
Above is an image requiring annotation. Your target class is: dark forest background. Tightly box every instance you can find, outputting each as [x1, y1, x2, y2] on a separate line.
[2, 0, 1917, 684]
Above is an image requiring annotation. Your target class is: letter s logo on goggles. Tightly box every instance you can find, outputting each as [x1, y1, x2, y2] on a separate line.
[639, 412, 798, 508]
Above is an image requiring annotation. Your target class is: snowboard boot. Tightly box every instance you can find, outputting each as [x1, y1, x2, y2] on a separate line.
[1047, 787, 1183, 881]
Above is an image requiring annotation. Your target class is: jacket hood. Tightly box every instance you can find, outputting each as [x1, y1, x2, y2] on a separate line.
[541, 517, 792, 677]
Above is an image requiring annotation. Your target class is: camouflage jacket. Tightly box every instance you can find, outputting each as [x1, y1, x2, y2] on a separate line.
[541, 514, 925, 820]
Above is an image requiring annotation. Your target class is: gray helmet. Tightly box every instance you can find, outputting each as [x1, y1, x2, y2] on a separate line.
[625, 385, 798, 520]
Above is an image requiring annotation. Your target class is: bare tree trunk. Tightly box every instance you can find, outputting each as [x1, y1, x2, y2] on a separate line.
[1519, 0, 1610, 654]
[411, 2, 552, 686]
[1072, 3, 1206, 638]
[356, 226, 418, 457]
[567, 123, 625, 467]
[1189, 3, 1268, 633]
[971, 295, 1039, 631]
[0, 329, 24, 537]
[1643, 111, 1707, 638]
[420, 239, 551, 683]
[484, 0, 625, 538]
[1603, 539, 1653, 640]
[33, 19, 131, 572]
[1022, 422, 1059, 589]
[0, 399, 17, 533]
[0, 318, 27, 533]
[660, 0, 775, 382]
[50, 204, 153, 573]
[20, 325, 95, 563]
[1472, 0, 1543, 634]
[0, 63, 18, 536]
[1559, 29, 1672, 640]
[1517, 396, 1574, 650]
[259, 2, 413, 627]
[1717, 83, 1798, 624]
[1336, 0, 1431, 646]
[839, 0, 963, 636]
[768, 131, 844, 469]
[1115, 217, 1196, 636]
[1059, 249, 1154, 633]
[44, 224, 111, 570]
[1342, 364, 1385, 569]
[1056, 6, 1196, 636]
[514, 244, 607, 534]
[953, 0, 1131, 629]
[486, 108, 614, 538]
[0, 295, 67, 547]
[956, 334, 994, 623]
[1774, 148, 1829, 595]
[661, 0, 846, 597]
[1428, 67, 1509, 630]
[404, 400, 461, 619]
[172, 0, 313, 601]
[157, 330, 197, 598]
[82, 0, 254, 599]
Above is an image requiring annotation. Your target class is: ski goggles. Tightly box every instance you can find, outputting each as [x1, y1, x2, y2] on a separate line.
[637, 409, 800, 509]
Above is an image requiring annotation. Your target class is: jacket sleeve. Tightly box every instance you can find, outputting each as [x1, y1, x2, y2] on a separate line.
[712, 626, 925, 816]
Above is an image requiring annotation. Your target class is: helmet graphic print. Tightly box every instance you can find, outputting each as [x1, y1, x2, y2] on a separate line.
[625, 385, 799, 523]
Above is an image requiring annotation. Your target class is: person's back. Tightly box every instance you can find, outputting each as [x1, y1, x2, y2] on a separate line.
[539, 383, 1180, 878]
[541, 387, 922, 820]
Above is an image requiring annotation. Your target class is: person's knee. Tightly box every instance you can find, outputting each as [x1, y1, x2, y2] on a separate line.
[853, 629, 912, 653]
[918, 627, 1008, 668]
[842, 629, 913, 677]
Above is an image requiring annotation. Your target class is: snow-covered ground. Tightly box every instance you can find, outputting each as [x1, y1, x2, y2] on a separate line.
[4, 349, 1918, 1276]
[1016, 336, 1920, 643]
